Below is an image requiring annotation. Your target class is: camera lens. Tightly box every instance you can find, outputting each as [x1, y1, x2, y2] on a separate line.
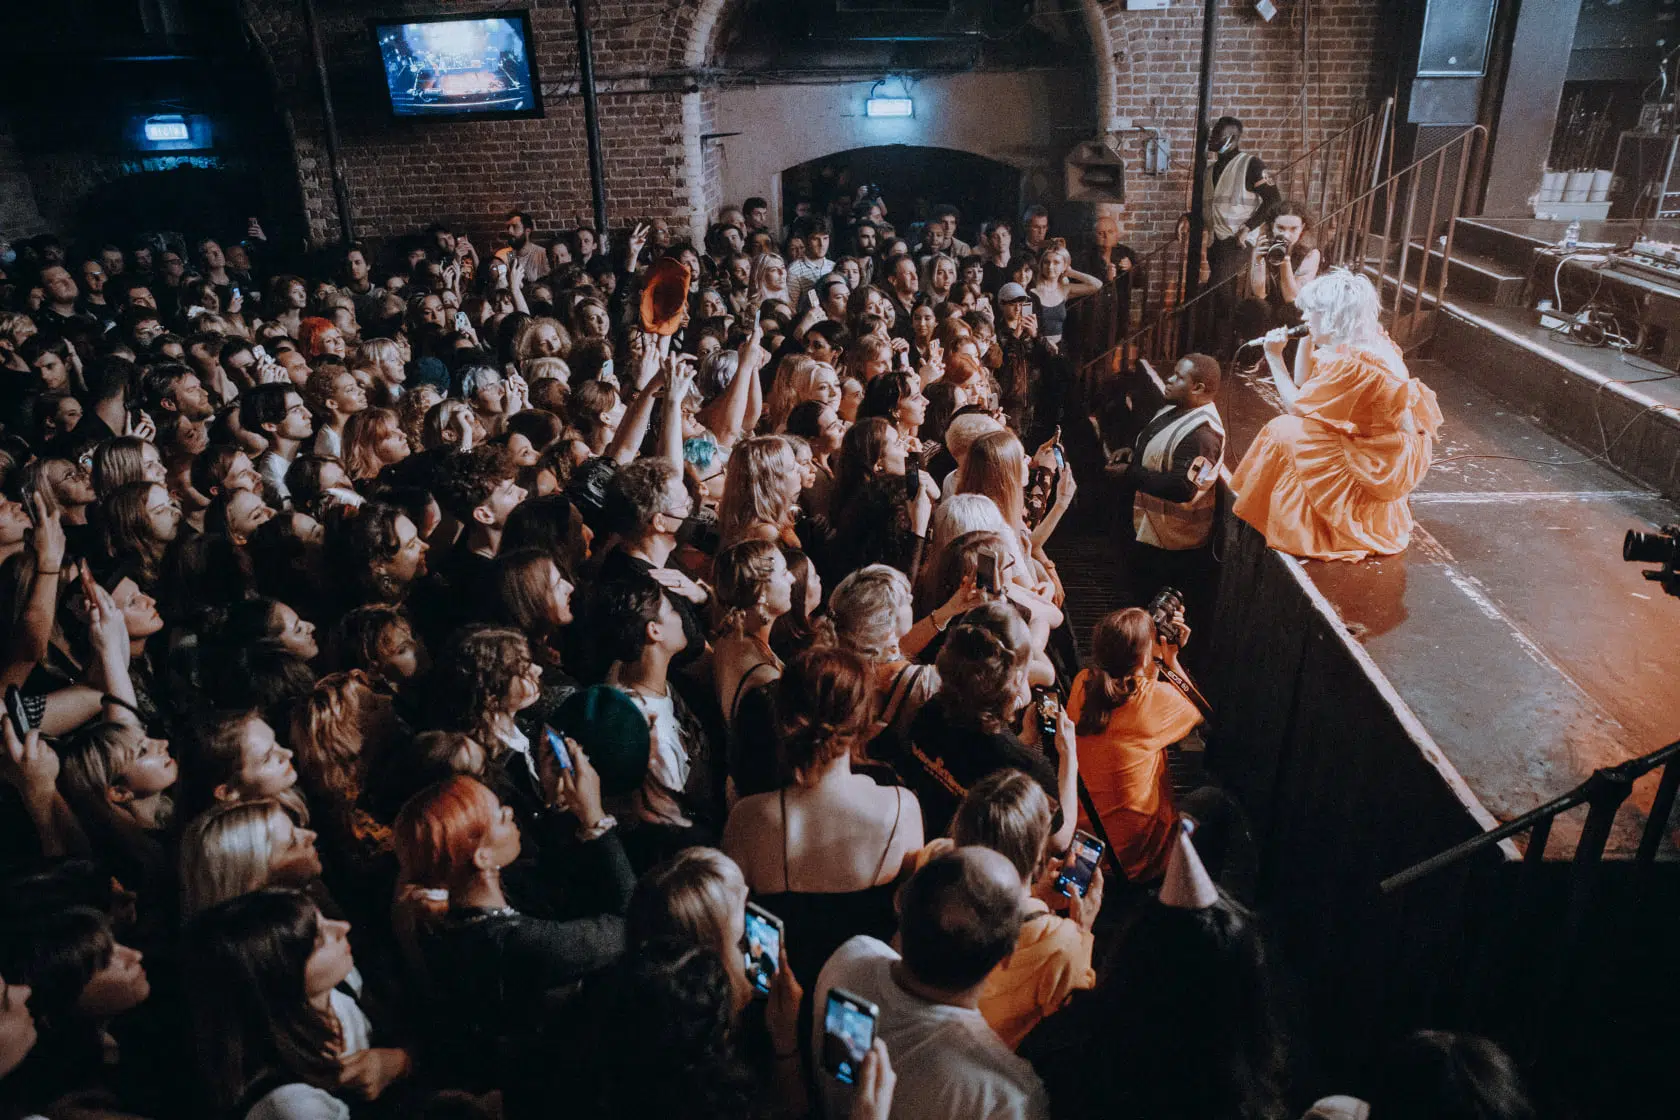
[1624, 528, 1678, 564]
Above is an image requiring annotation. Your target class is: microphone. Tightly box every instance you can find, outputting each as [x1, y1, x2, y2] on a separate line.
[1238, 323, 1309, 350]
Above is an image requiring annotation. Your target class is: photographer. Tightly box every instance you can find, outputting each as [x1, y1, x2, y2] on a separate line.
[1067, 607, 1203, 883]
[1235, 201, 1319, 354]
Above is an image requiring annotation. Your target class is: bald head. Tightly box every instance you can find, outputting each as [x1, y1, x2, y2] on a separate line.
[899, 847, 1023, 993]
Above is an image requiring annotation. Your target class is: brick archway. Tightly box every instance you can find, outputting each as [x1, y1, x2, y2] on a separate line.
[668, 0, 1118, 236]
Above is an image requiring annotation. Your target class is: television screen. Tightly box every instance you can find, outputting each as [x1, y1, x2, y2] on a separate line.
[373, 11, 541, 119]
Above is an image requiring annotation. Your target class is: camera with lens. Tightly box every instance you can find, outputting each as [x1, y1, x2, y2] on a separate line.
[1148, 587, 1188, 645]
[1624, 524, 1680, 598]
[1265, 236, 1292, 265]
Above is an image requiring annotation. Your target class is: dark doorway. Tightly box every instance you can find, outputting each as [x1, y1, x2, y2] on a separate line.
[782, 146, 1022, 241]
[77, 167, 269, 248]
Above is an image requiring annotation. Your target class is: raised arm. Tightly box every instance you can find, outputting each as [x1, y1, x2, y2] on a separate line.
[699, 316, 764, 444]
[1062, 268, 1105, 300]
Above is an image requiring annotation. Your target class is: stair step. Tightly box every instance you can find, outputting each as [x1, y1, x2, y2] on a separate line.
[1405, 242, 1528, 307]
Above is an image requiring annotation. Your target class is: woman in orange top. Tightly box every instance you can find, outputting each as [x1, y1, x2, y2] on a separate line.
[1230, 268, 1442, 561]
[1068, 607, 1203, 882]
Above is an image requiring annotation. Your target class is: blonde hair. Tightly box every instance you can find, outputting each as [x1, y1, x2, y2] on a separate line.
[352, 337, 402, 374]
[943, 412, 1004, 465]
[520, 356, 571, 383]
[750, 252, 790, 302]
[514, 316, 573, 363]
[829, 564, 912, 659]
[952, 769, 1052, 882]
[1294, 268, 1382, 347]
[766, 356, 833, 432]
[627, 846, 747, 994]
[179, 799, 298, 918]
[956, 429, 1027, 529]
[718, 435, 797, 546]
[342, 407, 403, 482]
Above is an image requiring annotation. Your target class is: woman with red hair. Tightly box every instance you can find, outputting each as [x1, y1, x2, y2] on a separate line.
[391, 770, 633, 1087]
[297, 316, 347, 361]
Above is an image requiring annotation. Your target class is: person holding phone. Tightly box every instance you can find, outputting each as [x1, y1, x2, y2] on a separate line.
[391, 769, 630, 1087]
[814, 848, 1048, 1119]
[942, 770, 1102, 1048]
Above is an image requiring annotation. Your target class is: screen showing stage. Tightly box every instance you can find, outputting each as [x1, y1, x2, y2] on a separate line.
[373, 13, 541, 119]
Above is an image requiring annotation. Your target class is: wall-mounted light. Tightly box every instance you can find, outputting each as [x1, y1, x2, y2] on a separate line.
[865, 77, 914, 119]
[143, 115, 190, 143]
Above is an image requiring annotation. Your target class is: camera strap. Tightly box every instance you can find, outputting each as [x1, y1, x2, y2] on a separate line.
[1155, 658, 1213, 719]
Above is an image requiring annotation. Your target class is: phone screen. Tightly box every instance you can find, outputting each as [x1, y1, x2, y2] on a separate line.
[904, 468, 921, 501]
[822, 989, 877, 1085]
[542, 725, 572, 772]
[743, 904, 781, 996]
[251, 345, 269, 363]
[1057, 830, 1105, 898]
[976, 550, 999, 594]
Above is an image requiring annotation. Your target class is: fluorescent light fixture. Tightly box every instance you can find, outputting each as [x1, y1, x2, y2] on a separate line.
[143, 116, 190, 142]
[865, 96, 914, 118]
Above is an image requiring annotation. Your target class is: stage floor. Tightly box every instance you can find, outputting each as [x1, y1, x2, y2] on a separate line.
[1220, 357, 1680, 857]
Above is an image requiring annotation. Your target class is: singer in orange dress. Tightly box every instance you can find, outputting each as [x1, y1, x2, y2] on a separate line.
[1230, 269, 1442, 561]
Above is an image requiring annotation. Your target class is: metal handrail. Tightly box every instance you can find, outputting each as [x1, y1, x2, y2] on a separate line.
[1381, 737, 1680, 893]
[1085, 121, 1484, 379]
[1075, 98, 1395, 382]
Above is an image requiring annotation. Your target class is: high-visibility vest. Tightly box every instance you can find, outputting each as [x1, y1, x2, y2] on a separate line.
[1205, 153, 1258, 241]
[1134, 404, 1225, 550]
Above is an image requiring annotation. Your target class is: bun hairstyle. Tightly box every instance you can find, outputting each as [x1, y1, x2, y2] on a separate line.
[712, 538, 783, 638]
[1076, 608, 1157, 735]
[933, 602, 1031, 732]
[773, 647, 871, 779]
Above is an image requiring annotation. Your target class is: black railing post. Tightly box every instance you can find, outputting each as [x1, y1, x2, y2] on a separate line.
[1180, 0, 1219, 354]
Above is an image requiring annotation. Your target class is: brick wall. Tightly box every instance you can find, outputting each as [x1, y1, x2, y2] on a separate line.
[243, 0, 711, 250]
[1098, 0, 1391, 248]
[233, 0, 1386, 255]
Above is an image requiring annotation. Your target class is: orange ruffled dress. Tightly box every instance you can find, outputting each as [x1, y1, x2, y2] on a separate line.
[1231, 344, 1442, 561]
[1068, 669, 1204, 882]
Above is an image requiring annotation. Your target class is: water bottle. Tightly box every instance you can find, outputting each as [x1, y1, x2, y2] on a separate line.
[1563, 219, 1581, 251]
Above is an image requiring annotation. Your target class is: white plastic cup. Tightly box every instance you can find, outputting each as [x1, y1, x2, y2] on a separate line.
[1541, 170, 1566, 202]
[1563, 171, 1594, 202]
[1589, 169, 1613, 202]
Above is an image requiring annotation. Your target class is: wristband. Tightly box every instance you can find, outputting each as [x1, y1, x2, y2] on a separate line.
[577, 814, 618, 842]
[35, 567, 61, 576]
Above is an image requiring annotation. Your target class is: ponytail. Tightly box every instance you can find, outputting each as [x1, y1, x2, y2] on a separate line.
[1077, 609, 1157, 735]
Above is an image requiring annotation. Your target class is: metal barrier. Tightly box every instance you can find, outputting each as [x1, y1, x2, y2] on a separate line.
[1080, 117, 1488, 392]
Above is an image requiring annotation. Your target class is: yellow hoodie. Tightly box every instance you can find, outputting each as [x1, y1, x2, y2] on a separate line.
[979, 897, 1096, 1049]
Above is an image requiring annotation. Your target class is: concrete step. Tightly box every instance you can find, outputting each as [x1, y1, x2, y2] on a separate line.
[1406, 241, 1529, 306]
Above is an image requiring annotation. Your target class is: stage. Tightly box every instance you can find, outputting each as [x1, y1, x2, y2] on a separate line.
[1142, 271, 1680, 1100]
[1215, 355, 1680, 860]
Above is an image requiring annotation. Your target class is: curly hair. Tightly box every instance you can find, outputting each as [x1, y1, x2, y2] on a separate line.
[934, 601, 1030, 733]
[330, 502, 413, 601]
[421, 625, 534, 739]
[773, 647, 871, 779]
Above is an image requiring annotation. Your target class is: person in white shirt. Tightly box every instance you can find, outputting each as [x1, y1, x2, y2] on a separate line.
[786, 217, 836, 310]
[813, 847, 1050, 1120]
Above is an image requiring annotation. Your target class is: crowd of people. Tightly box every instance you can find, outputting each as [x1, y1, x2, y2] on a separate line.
[0, 178, 1527, 1120]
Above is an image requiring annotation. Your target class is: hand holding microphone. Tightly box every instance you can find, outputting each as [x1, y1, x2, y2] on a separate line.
[1240, 322, 1310, 352]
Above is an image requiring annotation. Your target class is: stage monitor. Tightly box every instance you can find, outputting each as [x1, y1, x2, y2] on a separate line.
[372, 11, 542, 120]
